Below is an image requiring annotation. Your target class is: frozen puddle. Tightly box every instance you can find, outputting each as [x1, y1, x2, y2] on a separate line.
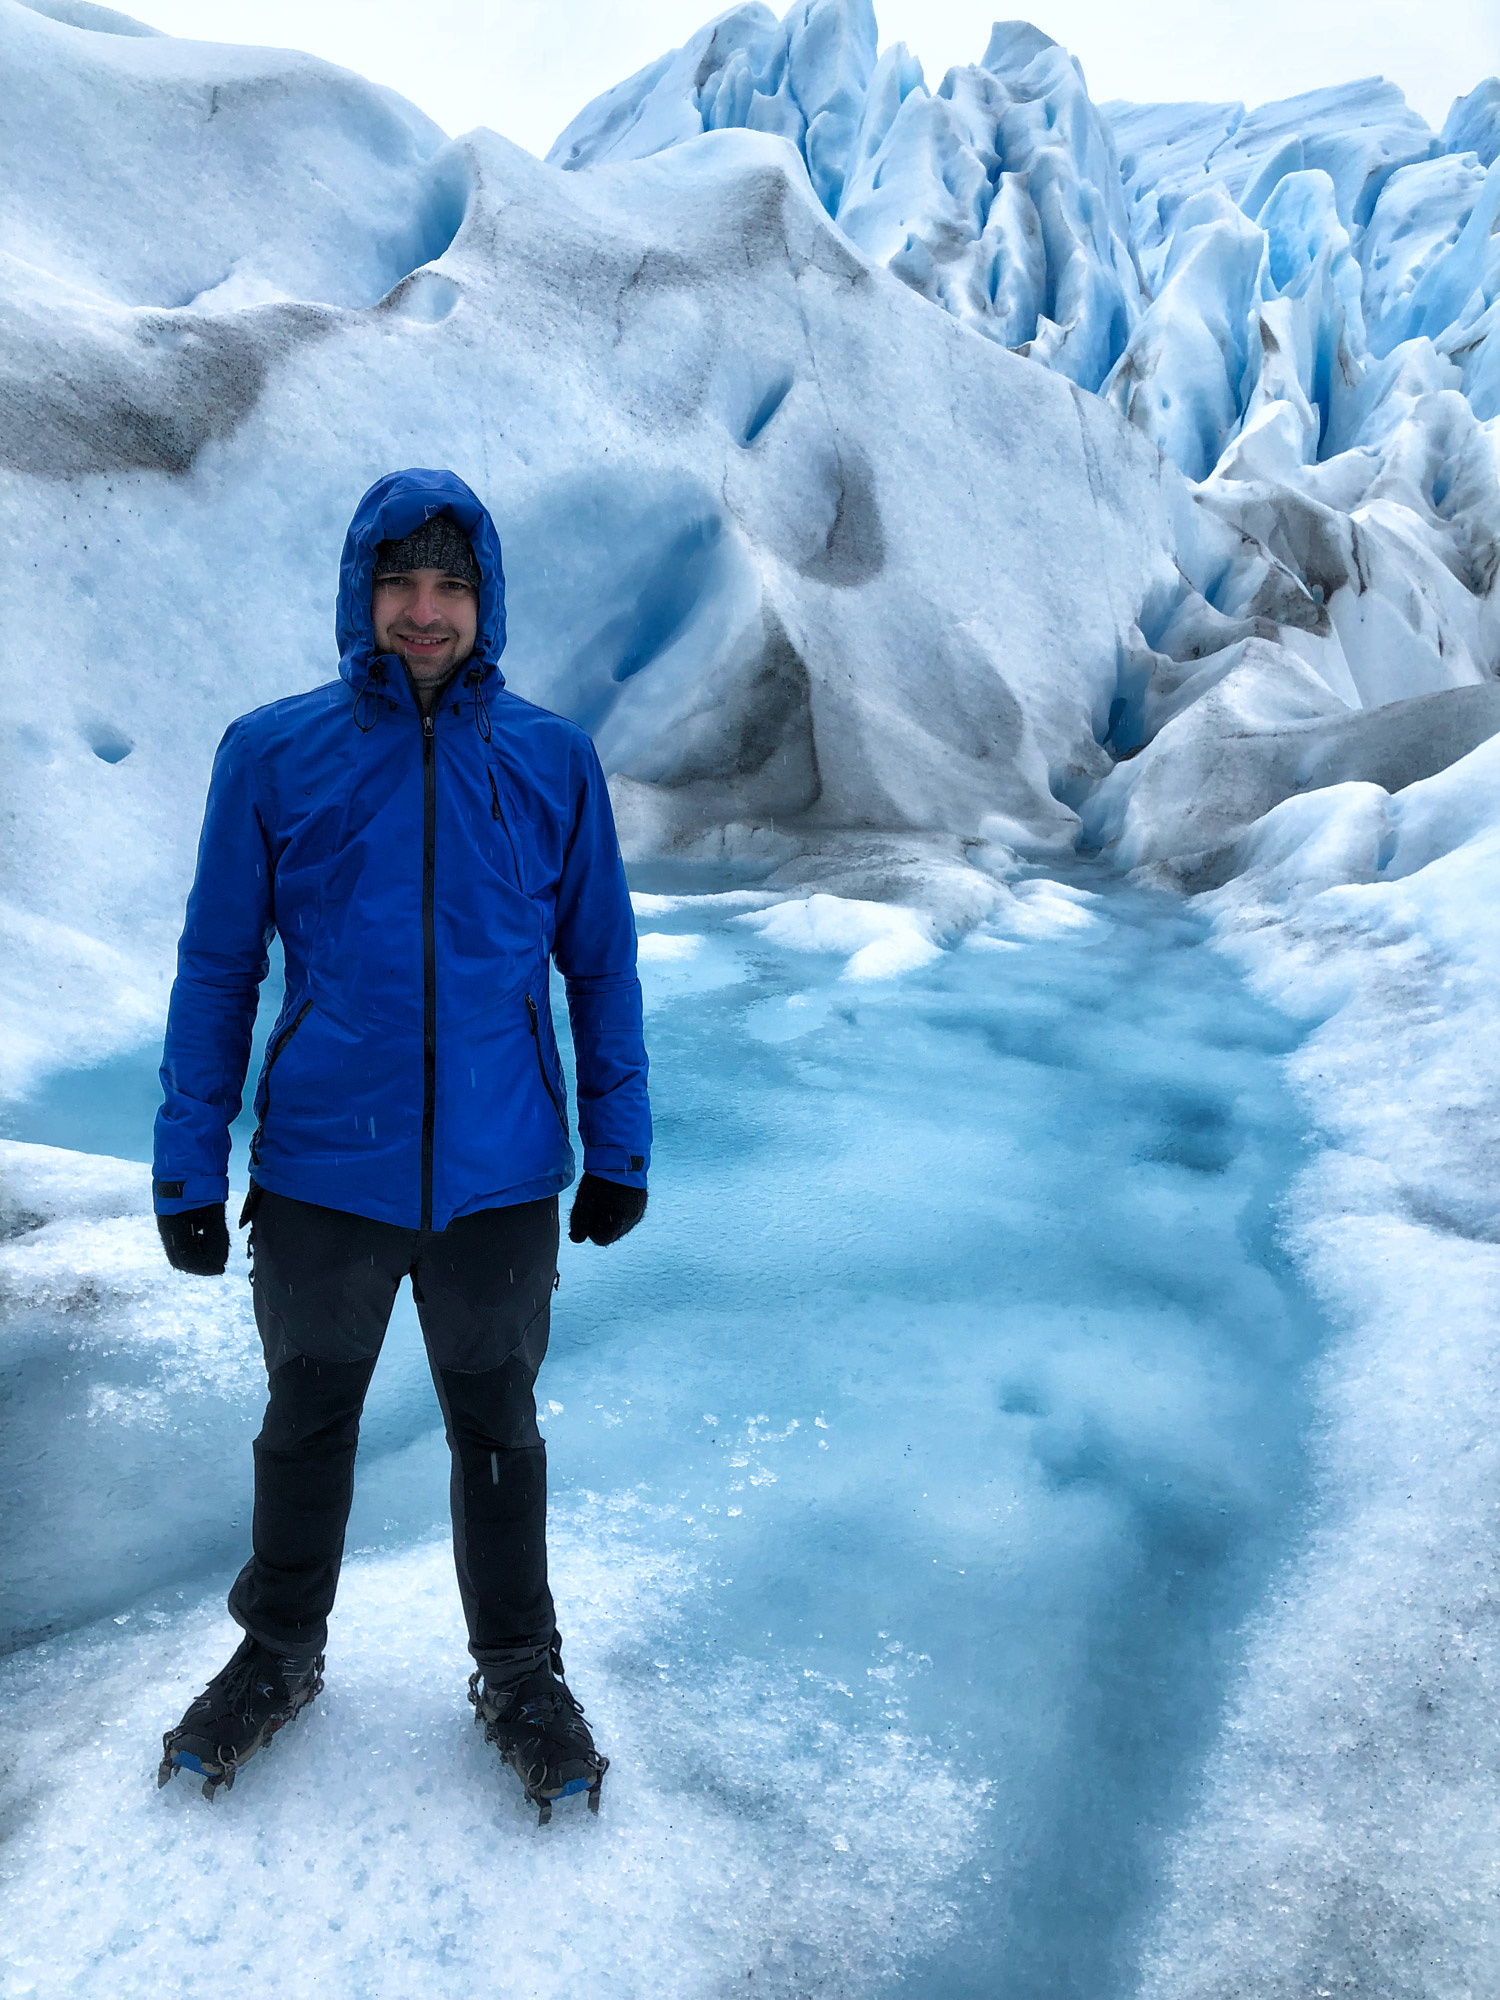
[1, 877, 1326, 2000]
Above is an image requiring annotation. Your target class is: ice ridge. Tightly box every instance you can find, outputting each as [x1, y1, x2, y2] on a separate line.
[547, 10, 1500, 889]
[552, 5, 1141, 393]
[553, 6, 1490, 468]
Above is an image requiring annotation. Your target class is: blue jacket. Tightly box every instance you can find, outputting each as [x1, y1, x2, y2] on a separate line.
[153, 469, 650, 1230]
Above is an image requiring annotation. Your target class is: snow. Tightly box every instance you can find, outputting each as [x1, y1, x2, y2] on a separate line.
[5, 0, 1500, 1987]
[8, 1518, 985, 2000]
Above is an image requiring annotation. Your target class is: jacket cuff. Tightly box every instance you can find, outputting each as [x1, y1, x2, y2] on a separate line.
[581, 1146, 648, 1189]
[152, 1175, 230, 1216]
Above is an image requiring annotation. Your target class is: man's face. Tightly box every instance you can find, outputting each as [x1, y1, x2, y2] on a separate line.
[372, 567, 478, 685]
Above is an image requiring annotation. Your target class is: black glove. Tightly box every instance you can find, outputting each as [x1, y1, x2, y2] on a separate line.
[157, 1203, 230, 1276]
[568, 1173, 647, 1247]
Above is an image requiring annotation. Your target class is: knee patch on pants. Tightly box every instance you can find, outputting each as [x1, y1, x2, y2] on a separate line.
[257, 1353, 378, 1455]
[437, 1353, 544, 1453]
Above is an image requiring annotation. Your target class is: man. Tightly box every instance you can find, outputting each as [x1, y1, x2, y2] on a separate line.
[152, 468, 650, 1822]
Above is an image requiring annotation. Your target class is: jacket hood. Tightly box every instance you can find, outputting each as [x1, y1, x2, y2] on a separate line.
[336, 468, 506, 692]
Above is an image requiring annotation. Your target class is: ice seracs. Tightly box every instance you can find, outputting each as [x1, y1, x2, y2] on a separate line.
[553, 8, 1142, 393]
[548, 1, 1500, 872]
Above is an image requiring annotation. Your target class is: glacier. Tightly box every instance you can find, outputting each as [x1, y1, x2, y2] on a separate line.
[4, 881, 1329, 1999]
[3, 0, 1500, 1991]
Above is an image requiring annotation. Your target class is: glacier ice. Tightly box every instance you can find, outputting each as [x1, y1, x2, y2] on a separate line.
[4, 0, 1500, 1990]
[4, 0, 1498, 1086]
[549, 3, 1500, 871]
[3, 881, 1327, 1998]
[2, 0, 1246, 1088]
[553, 9, 1142, 394]
[1, 1, 461, 321]
[1129, 732, 1500, 1995]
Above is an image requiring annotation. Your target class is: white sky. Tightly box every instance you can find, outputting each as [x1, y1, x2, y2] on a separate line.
[127, 0, 1499, 156]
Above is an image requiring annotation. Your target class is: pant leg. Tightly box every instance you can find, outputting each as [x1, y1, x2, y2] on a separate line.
[410, 1198, 559, 1679]
[228, 1188, 413, 1658]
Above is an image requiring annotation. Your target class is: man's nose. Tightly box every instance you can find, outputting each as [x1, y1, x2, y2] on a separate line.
[412, 583, 445, 625]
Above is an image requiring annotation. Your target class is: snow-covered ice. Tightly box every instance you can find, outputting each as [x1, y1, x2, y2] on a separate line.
[5, 0, 1500, 1989]
[1130, 736, 1500, 1993]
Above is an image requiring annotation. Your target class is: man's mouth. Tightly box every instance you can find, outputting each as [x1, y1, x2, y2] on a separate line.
[396, 631, 454, 655]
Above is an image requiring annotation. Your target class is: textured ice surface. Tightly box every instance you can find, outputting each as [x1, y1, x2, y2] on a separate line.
[2, 882, 1324, 1998]
[551, 7, 1141, 390]
[4, 0, 1253, 1091]
[1, 0, 456, 313]
[551, 6, 1500, 865]
[1129, 737, 1500, 1993]
[4, 1518, 980, 2000]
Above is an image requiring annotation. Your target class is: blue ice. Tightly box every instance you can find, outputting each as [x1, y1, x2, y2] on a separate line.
[1, 875, 1326, 1999]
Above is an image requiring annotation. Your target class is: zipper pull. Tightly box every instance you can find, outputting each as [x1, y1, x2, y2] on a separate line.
[423, 711, 434, 738]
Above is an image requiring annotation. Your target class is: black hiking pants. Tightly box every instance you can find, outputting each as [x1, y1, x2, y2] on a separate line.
[228, 1187, 559, 1682]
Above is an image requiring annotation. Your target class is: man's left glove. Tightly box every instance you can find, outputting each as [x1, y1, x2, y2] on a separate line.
[568, 1173, 648, 1247]
[157, 1203, 230, 1276]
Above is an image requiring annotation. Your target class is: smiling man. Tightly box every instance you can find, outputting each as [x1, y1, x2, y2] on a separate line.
[152, 469, 650, 1821]
[372, 514, 481, 680]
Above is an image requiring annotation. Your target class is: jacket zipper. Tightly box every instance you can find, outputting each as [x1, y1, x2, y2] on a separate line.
[487, 763, 524, 882]
[526, 993, 569, 1135]
[249, 997, 313, 1166]
[421, 708, 438, 1230]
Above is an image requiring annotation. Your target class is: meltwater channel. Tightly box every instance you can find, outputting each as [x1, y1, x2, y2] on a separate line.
[1, 872, 1328, 2000]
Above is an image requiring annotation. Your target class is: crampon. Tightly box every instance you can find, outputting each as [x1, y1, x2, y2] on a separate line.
[157, 1636, 324, 1801]
[468, 1644, 608, 1825]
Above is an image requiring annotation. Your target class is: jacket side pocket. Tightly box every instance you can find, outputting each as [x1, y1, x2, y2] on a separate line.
[525, 993, 569, 1136]
[249, 997, 313, 1166]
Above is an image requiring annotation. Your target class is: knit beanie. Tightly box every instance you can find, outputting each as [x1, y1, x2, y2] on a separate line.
[373, 512, 480, 588]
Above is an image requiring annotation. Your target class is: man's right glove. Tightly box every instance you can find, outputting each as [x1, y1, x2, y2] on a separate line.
[157, 1204, 230, 1276]
[568, 1173, 648, 1247]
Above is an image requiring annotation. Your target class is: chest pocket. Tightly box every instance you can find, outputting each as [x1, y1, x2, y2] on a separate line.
[486, 764, 524, 886]
[485, 755, 570, 904]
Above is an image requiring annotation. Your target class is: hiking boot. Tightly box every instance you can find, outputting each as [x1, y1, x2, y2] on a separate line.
[468, 1640, 608, 1824]
[157, 1635, 324, 1800]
